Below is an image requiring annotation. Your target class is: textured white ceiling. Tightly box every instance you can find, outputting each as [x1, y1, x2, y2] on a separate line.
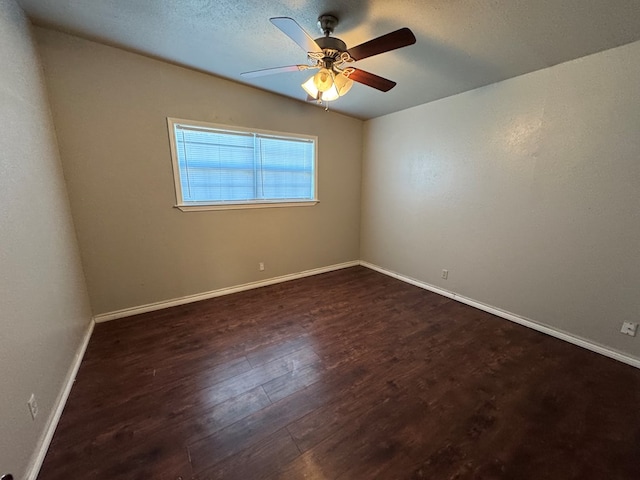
[17, 0, 640, 119]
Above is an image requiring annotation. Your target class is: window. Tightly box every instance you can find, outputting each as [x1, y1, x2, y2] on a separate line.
[167, 118, 318, 211]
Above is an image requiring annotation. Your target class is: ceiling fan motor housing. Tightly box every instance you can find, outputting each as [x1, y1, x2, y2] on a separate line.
[315, 36, 347, 53]
[313, 36, 348, 69]
[314, 15, 350, 69]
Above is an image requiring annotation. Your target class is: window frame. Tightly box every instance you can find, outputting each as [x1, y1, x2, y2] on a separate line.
[167, 117, 319, 211]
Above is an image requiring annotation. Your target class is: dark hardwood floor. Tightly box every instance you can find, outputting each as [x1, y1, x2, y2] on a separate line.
[38, 266, 640, 479]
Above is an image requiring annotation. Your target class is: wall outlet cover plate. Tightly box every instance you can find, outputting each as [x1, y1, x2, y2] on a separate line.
[620, 322, 637, 337]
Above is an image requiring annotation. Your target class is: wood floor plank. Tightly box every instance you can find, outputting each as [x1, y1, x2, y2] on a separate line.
[38, 266, 640, 480]
[245, 334, 314, 368]
[193, 428, 300, 480]
[261, 360, 325, 403]
[177, 385, 274, 443]
[198, 345, 320, 406]
[186, 356, 372, 473]
[274, 393, 430, 480]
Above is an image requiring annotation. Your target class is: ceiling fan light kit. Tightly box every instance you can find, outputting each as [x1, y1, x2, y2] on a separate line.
[302, 69, 353, 104]
[241, 13, 416, 108]
[334, 73, 354, 96]
[313, 68, 334, 92]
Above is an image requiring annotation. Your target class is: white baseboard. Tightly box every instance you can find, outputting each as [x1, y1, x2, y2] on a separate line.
[27, 319, 95, 480]
[360, 261, 640, 369]
[94, 261, 360, 323]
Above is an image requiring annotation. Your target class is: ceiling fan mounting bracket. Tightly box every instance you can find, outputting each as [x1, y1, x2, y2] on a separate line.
[317, 14, 338, 36]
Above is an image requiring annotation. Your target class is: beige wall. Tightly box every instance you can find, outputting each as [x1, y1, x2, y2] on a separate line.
[35, 28, 363, 316]
[0, 1, 92, 477]
[362, 40, 640, 359]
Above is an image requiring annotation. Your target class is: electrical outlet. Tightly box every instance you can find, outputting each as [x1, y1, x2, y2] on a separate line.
[259, 262, 265, 271]
[620, 322, 638, 337]
[27, 394, 38, 420]
[441, 269, 448, 280]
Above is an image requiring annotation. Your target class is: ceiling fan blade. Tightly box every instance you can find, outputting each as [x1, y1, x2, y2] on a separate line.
[241, 65, 315, 78]
[347, 27, 416, 61]
[348, 68, 397, 92]
[270, 17, 322, 53]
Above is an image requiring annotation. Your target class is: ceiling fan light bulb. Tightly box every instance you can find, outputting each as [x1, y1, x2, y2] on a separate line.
[334, 74, 354, 96]
[322, 84, 340, 102]
[321, 83, 340, 102]
[301, 76, 320, 98]
[313, 68, 334, 92]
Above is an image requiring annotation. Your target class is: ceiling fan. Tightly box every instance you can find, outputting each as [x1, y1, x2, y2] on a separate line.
[241, 14, 416, 105]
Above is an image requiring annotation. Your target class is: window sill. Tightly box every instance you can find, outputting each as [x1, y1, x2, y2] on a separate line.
[174, 200, 319, 212]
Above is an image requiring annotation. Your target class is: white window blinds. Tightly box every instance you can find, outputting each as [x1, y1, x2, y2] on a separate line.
[169, 120, 316, 208]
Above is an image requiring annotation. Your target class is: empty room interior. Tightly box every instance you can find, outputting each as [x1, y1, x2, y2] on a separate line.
[2, 0, 640, 479]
